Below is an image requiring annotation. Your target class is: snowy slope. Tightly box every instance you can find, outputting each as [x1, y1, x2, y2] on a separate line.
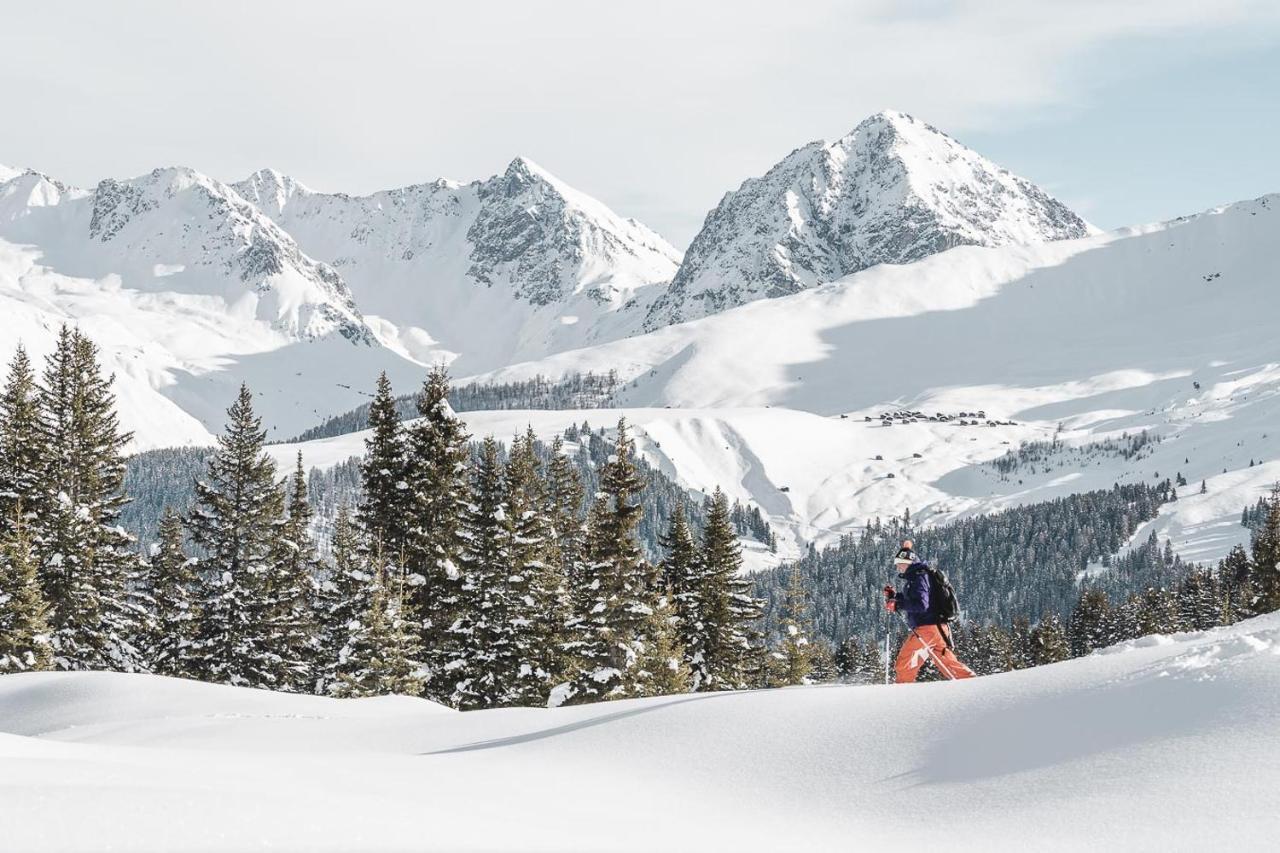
[450, 195, 1280, 564]
[646, 110, 1093, 328]
[234, 158, 682, 373]
[0, 168, 429, 446]
[2, 613, 1278, 851]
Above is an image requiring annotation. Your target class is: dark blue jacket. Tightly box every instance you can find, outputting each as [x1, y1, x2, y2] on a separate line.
[894, 561, 937, 629]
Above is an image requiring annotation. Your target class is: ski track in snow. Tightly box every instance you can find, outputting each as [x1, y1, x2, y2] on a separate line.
[1, 612, 1278, 851]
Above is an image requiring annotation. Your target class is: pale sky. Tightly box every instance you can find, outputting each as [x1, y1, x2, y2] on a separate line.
[3, 0, 1279, 246]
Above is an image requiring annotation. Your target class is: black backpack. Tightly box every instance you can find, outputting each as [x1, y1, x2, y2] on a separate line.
[923, 565, 960, 623]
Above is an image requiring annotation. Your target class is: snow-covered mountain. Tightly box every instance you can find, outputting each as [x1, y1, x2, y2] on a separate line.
[4, 613, 1278, 850]
[0, 167, 427, 446]
[455, 194, 1280, 566]
[645, 110, 1093, 328]
[2, 166, 370, 341]
[234, 157, 682, 372]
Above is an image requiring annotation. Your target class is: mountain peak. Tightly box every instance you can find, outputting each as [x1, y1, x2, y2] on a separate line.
[505, 155, 549, 179]
[645, 113, 1092, 328]
[232, 168, 312, 213]
[855, 108, 915, 130]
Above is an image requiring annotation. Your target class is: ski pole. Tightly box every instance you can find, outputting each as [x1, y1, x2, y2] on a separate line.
[884, 626, 890, 685]
[894, 611, 957, 681]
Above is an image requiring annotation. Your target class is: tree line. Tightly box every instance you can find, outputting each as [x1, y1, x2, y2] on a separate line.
[761, 487, 1280, 685]
[287, 370, 620, 443]
[0, 334, 765, 708]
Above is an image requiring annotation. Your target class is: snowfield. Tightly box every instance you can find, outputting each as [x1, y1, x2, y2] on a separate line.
[449, 194, 1280, 565]
[2, 613, 1278, 851]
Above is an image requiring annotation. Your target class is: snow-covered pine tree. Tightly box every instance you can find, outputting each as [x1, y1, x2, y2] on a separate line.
[1006, 616, 1034, 670]
[1176, 569, 1222, 630]
[316, 504, 373, 694]
[1030, 612, 1070, 665]
[266, 452, 321, 692]
[0, 510, 52, 672]
[632, 591, 691, 697]
[807, 640, 837, 683]
[504, 428, 564, 705]
[449, 437, 514, 709]
[403, 365, 470, 699]
[543, 435, 585, 677]
[834, 636, 884, 684]
[1250, 485, 1280, 613]
[697, 487, 761, 689]
[0, 346, 42, 536]
[658, 505, 706, 688]
[333, 562, 426, 698]
[776, 564, 814, 685]
[146, 508, 200, 677]
[358, 372, 410, 563]
[187, 384, 286, 689]
[556, 419, 666, 705]
[1069, 588, 1115, 657]
[544, 436, 585, 588]
[966, 623, 1012, 675]
[1219, 544, 1255, 621]
[33, 327, 140, 671]
[1137, 586, 1183, 635]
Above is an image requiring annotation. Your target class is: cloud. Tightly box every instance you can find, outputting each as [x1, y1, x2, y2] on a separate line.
[1, 0, 1278, 245]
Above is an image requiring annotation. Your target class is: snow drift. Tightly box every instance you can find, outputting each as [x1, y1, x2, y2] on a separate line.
[1, 613, 1277, 851]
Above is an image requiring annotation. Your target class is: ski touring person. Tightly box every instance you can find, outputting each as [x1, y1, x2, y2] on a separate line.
[883, 540, 975, 683]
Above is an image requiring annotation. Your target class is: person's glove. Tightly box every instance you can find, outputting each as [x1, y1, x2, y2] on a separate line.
[883, 585, 895, 601]
[885, 599, 896, 613]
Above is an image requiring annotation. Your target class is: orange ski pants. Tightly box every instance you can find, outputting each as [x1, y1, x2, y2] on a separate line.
[894, 624, 976, 683]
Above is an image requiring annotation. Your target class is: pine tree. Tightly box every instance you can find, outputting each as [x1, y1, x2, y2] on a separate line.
[969, 624, 1013, 675]
[266, 453, 320, 692]
[835, 636, 885, 685]
[187, 384, 286, 688]
[658, 505, 706, 687]
[1250, 485, 1280, 613]
[403, 365, 470, 698]
[1137, 586, 1183, 636]
[1006, 616, 1034, 670]
[558, 419, 667, 704]
[146, 508, 200, 677]
[33, 327, 140, 671]
[776, 564, 814, 685]
[1030, 612, 1071, 665]
[449, 437, 515, 709]
[543, 435, 585, 688]
[0, 346, 42, 536]
[544, 436, 585, 587]
[632, 592, 691, 697]
[504, 428, 563, 705]
[807, 640, 838, 684]
[316, 504, 373, 694]
[0, 510, 52, 672]
[1069, 588, 1114, 657]
[333, 563, 426, 698]
[1176, 569, 1222, 631]
[697, 488, 762, 690]
[358, 372, 410, 563]
[1220, 544, 1255, 621]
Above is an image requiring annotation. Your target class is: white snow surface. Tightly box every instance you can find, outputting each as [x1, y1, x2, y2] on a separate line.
[2, 612, 1278, 851]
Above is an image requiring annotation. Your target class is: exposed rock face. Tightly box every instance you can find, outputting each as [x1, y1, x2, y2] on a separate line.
[645, 110, 1093, 328]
